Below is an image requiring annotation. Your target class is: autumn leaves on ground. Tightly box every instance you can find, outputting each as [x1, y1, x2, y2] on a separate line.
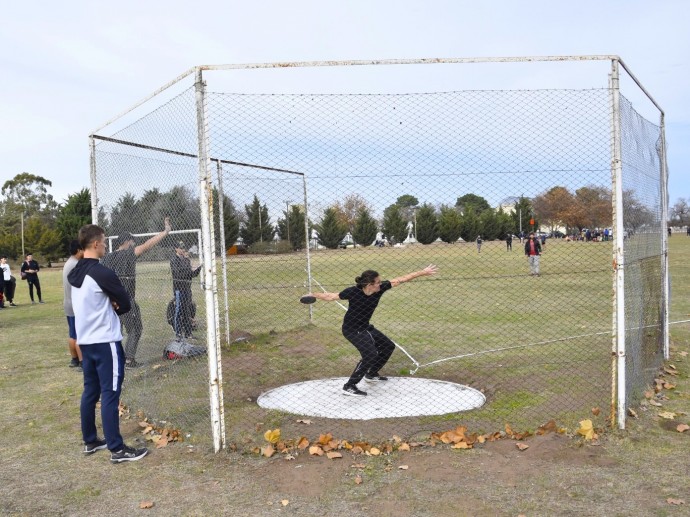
[2, 239, 690, 515]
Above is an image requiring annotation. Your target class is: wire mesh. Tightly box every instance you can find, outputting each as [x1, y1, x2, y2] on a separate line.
[91, 62, 666, 448]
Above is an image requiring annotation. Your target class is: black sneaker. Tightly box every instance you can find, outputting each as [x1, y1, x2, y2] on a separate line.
[125, 359, 141, 369]
[364, 374, 389, 382]
[39, 300, 45, 304]
[9, 302, 16, 307]
[69, 358, 80, 368]
[342, 384, 367, 397]
[83, 438, 108, 455]
[110, 445, 149, 463]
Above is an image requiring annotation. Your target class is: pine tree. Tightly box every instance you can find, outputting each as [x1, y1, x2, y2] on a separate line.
[352, 207, 378, 246]
[438, 205, 463, 243]
[316, 207, 348, 249]
[240, 195, 272, 246]
[415, 204, 438, 244]
[382, 204, 408, 244]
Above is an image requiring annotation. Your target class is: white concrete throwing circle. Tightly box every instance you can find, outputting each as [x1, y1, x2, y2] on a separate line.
[257, 377, 485, 420]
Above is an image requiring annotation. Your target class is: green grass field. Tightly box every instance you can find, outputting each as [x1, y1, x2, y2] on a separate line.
[1, 237, 689, 515]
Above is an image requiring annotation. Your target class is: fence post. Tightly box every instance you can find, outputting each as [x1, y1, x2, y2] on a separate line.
[610, 58, 626, 430]
[215, 161, 231, 346]
[659, 114, 670, 360]
[195, 67, 225, 451]
[89, 136, 99, 224]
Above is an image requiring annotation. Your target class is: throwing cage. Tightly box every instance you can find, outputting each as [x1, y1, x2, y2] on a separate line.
[90, 57, 668, 452]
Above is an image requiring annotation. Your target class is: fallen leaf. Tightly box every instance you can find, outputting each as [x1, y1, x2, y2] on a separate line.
[536, 420, 557, 435]
[679, 351, 688, 357]
[261, 445, 275, 458]
[398, 443, 411, 451]
[297, 437, 310, 449]
[392, 435, 402, 443]
[649, 400, 663, 407]
[398, 465, 409, 470]
[318, 433, 333, 445]
[138, 421, 149, 428]
[591, 407, 601, 416]
[577, 419, 595, 440]
[354, 475, 363, 485]
[368, 447, 381, 456]
[155, 436, 169, 449]
[644, 390, 654, 399]
[264, 429, 281, 444]
[667, 498, 685, 505]
[351, 446, 364, 455]
[628, 408, 638, 418]
[451, 442, 472, 450]
[516, 443, 529, 451]
[309, 446, 323, 456]
[284, 454, 295, 460]
[281, 499, 289, 507]
[663, 382, 676, 390]
[139, 501, 155, 509]
[658, 411, 677, 420]
[296, 419, 312, 425]
[326, 451, 343, 460]
[676, 424, 690, 433]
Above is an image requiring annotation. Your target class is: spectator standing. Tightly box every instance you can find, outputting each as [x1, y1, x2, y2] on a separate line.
[1, 257, 17, 306]
[63, 240, 84, 369]
[476, 235, 482, 253]
[506, 233, 513, 251]
[21, 253, 44, 304]
[524, 232, 542, 276]
[102, 218, 171, 368]
[169, 241, 201, 340]
[69, 224, 148, 463]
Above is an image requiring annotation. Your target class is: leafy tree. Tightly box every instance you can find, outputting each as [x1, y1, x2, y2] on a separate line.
[415, 204, 438, 244]
[240, 195, 273, 246]
[56, 188, 92, 252]
[395, 194, 419, 224]
[438, 205, 463, 243]
[510, 196, 536, 235]
[671, 198, 689, 226]
[352, 207, 378, 246]
[212, 187, 240, 250]
[532, 186, 574, 232]
[333, 194, 374, 233]
[316, 207, 348, 249]
[382, 204, 409, 244]
[495, 207, 514, 238]
[479, 209, 501, 240]
[623, 189, 653, 232]
[276, 204, 307, 250]
[460, 207, 480, 242]
[1, 173, 59, 220]
[110, 193, 140, 235]
[575, 186, 612, 229]
[37, 227, 63, 265]
[456, 193, 491, 215]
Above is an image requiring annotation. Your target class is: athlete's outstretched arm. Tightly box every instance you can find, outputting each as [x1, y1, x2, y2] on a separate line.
[390, 264, 438, 287]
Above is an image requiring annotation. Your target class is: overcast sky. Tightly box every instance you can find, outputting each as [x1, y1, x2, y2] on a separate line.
[1, 0, 688, 207]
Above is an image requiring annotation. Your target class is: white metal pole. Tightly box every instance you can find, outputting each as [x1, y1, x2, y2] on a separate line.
[611, 59, 627, 430]
[660, 114, 670, 360]
[194, 67, 225, 452]
[216, 162, 231, 346]
[89, 136, 99, 224]
[302, 175, 313, 322]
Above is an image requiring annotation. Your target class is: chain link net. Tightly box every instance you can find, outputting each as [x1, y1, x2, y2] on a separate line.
[92, 66, 665, 447]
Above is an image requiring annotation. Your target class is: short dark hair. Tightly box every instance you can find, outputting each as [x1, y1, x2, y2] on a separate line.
[355, 270, 380, 289]
[69, 239, 82, 256]
[79, 224, 105, 250]
[25, 252, 33, 257]
[116, 232, 134, 248]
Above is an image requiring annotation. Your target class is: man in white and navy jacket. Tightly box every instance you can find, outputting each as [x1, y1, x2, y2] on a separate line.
[68, 224, 148, 463]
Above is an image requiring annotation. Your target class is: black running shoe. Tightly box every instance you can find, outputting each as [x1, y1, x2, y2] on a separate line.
[69, 358, 80, 368]
[83, 438, 108, 455]
[124, 359, 141, 369]
[342, 384, 367, 396]
[110, 445, 149, 463]
[364, 374, 389, 382]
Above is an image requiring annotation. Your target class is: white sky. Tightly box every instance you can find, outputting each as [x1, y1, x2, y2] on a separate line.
[1, 0, 688, 205]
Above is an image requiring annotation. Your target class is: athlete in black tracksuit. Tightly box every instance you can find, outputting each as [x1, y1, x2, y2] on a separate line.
[304, 264, 438, 396]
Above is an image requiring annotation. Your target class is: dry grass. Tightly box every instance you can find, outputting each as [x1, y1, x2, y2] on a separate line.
[1, 238, 689, 515]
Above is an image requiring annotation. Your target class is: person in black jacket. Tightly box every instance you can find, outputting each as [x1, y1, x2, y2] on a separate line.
[302, 264, 438, 396]
[169, 241, 202, 339]
[20, 253, 43, 304]
[524, 232, 542, 276]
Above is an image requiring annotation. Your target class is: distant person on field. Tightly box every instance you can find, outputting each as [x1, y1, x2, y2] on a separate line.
[69, 224, 147, 463]
[506, 233, 512, 251]
[1, 257, 17, 306]
[476, 235, 482, 253]
[524, 232, 542, 276]
[301, 264, 438, 397]
[21, 253, 44, 304]
[102, 217, 171, 368]
[63, 240, 84, 369]
[170, 241, 202, 340]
